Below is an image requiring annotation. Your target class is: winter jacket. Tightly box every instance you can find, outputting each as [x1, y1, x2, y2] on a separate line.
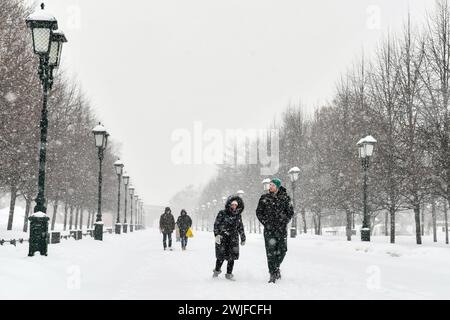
[160, 210, 175, 234]
[256, 186, 294, 235]
[176, 210, 193, 235]
[214, 195, 246, 260]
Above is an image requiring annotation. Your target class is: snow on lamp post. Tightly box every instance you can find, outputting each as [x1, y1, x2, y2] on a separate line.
[114, 159, 124, 235]
[128, 186, 135, 232]
[26, 3, 67, 257]
[262, 178, 271, 192]
[122, 173, 129, 233]
[288, 167, 301, 238]
[357, 135, 377, 242]
[92, 123, 109, 241]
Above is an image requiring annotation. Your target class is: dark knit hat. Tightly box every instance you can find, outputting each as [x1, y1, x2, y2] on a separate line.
[271, 178, 282, 189]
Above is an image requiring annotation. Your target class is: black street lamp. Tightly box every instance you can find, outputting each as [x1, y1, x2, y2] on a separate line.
[357, 136, 377, 242]
[134, 195, 139, 231]
[128, 185, 135, 232]
[92, 123, 109, 241]
[26, 3, 67, 257]
[114, 159, 124, 234]
[122, 173, 129, 233]
[288, 167, 300, 238]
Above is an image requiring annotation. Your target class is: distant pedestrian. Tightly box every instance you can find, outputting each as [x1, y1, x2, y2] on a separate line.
[159, 207, 175, 251]
[256, 178, 294, 283]
[176, 209, 193, 250]
[212, 196, 246, 280]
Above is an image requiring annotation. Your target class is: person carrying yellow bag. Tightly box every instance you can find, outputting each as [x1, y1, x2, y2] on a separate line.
[176, 209, 193, 251]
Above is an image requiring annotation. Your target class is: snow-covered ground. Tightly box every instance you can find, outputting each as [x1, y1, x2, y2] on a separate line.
[1, 226, 450, 300]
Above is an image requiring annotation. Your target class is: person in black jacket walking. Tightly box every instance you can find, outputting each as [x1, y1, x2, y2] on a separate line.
[176, 209, 192, 250]
[160, 207, 175, 250]
[213, 195, 246, 280]
[256, 178, 294, 283]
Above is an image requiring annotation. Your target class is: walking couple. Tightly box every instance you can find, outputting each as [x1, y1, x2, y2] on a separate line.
[212, 178, 294, 283]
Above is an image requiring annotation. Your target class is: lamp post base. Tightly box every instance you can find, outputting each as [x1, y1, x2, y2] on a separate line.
[123, 224, 128, 233]
[130, 225, 134, 232]
[115, 224, 122, 234]
[290, 227, 297, 238]
[28, 214, 50, 257]
[361, 228, 370, 242]
[94, 223, 103, 241]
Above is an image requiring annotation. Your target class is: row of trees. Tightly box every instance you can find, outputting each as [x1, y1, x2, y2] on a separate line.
[0, 0, 123, 232]
[180, 0, 450, 245]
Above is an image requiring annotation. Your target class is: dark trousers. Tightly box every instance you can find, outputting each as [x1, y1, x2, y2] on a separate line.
[163, 232, 172, 249]
[264, 230, 288, 274]
[180, 235, 188, 248]
[215, 259, 234, 274]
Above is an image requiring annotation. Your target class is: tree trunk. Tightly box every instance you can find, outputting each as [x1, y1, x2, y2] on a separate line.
[312, 215, 317, 235]
[384, 211, 389, 236]
[413, 202, 422, 245]
[421, 206, 425, 237]
[51, 198, 59, 231]
[63, 203, 69, 231]
[79, 208, 84, 230]
[445, 200, 449, 245]
[390, 206, 396, 244]
[75, 207, 80, 230]
[7, 185, 17, 231]
[23, 197, 31, 233]
[317, 213, 322, 235]
[432, 199, 437, 242]
[86, 210, 90, 229]
[301, 207, 307, 234]
[69, 206, 74, 230]
[346, 209, 352, 241]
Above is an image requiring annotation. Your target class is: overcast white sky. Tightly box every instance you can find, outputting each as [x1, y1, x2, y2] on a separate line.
[37, 0, 430, 206]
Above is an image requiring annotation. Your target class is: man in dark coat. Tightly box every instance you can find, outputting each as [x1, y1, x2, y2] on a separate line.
[256, 178, 294, 283]
[213, 195, 246, 280]
[159, 207, 175, 250]
[176, 209, 193, 250]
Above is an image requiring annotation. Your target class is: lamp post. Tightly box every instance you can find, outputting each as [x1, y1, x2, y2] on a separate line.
[201, 205, 206, 231]
[134, 195, 139, 231]
[128, 185, 135, 232]
[288, 167, 300, 238]
[122, 173, 129, 233]
[92, 123, 109, 241]
[114, 159, 124, 234]
[26, 3, 67, 257]
[357, 136, 377, 242]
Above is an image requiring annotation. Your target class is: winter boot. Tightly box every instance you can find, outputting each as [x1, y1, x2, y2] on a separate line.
[225, 273, 235, 281]
[268, 273, 277, 283]
[212, 269, 222, 278]
[275, 269, 281, 280]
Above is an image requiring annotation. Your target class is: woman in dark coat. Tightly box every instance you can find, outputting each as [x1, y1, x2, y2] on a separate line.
[212, 195, 246, 280]
[176, 209, 192, 250]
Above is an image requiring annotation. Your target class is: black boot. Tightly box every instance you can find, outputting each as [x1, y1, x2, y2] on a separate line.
[268, 273, 277, 283]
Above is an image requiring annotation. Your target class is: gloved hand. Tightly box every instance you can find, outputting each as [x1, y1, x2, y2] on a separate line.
[241, 240, 246, 246]
[215, 235, 222, 244]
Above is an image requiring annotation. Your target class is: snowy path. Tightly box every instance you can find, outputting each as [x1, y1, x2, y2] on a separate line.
[1, 228, 450, 299]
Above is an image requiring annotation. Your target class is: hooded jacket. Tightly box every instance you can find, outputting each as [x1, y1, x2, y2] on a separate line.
[256, 186, 294, 234]
[176, 209, 192, 235]
[160, 208, 175, 233]
[213, 195, 246, 260]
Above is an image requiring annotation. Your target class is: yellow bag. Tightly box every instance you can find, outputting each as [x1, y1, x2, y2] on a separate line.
[186, 227, 194, 238]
